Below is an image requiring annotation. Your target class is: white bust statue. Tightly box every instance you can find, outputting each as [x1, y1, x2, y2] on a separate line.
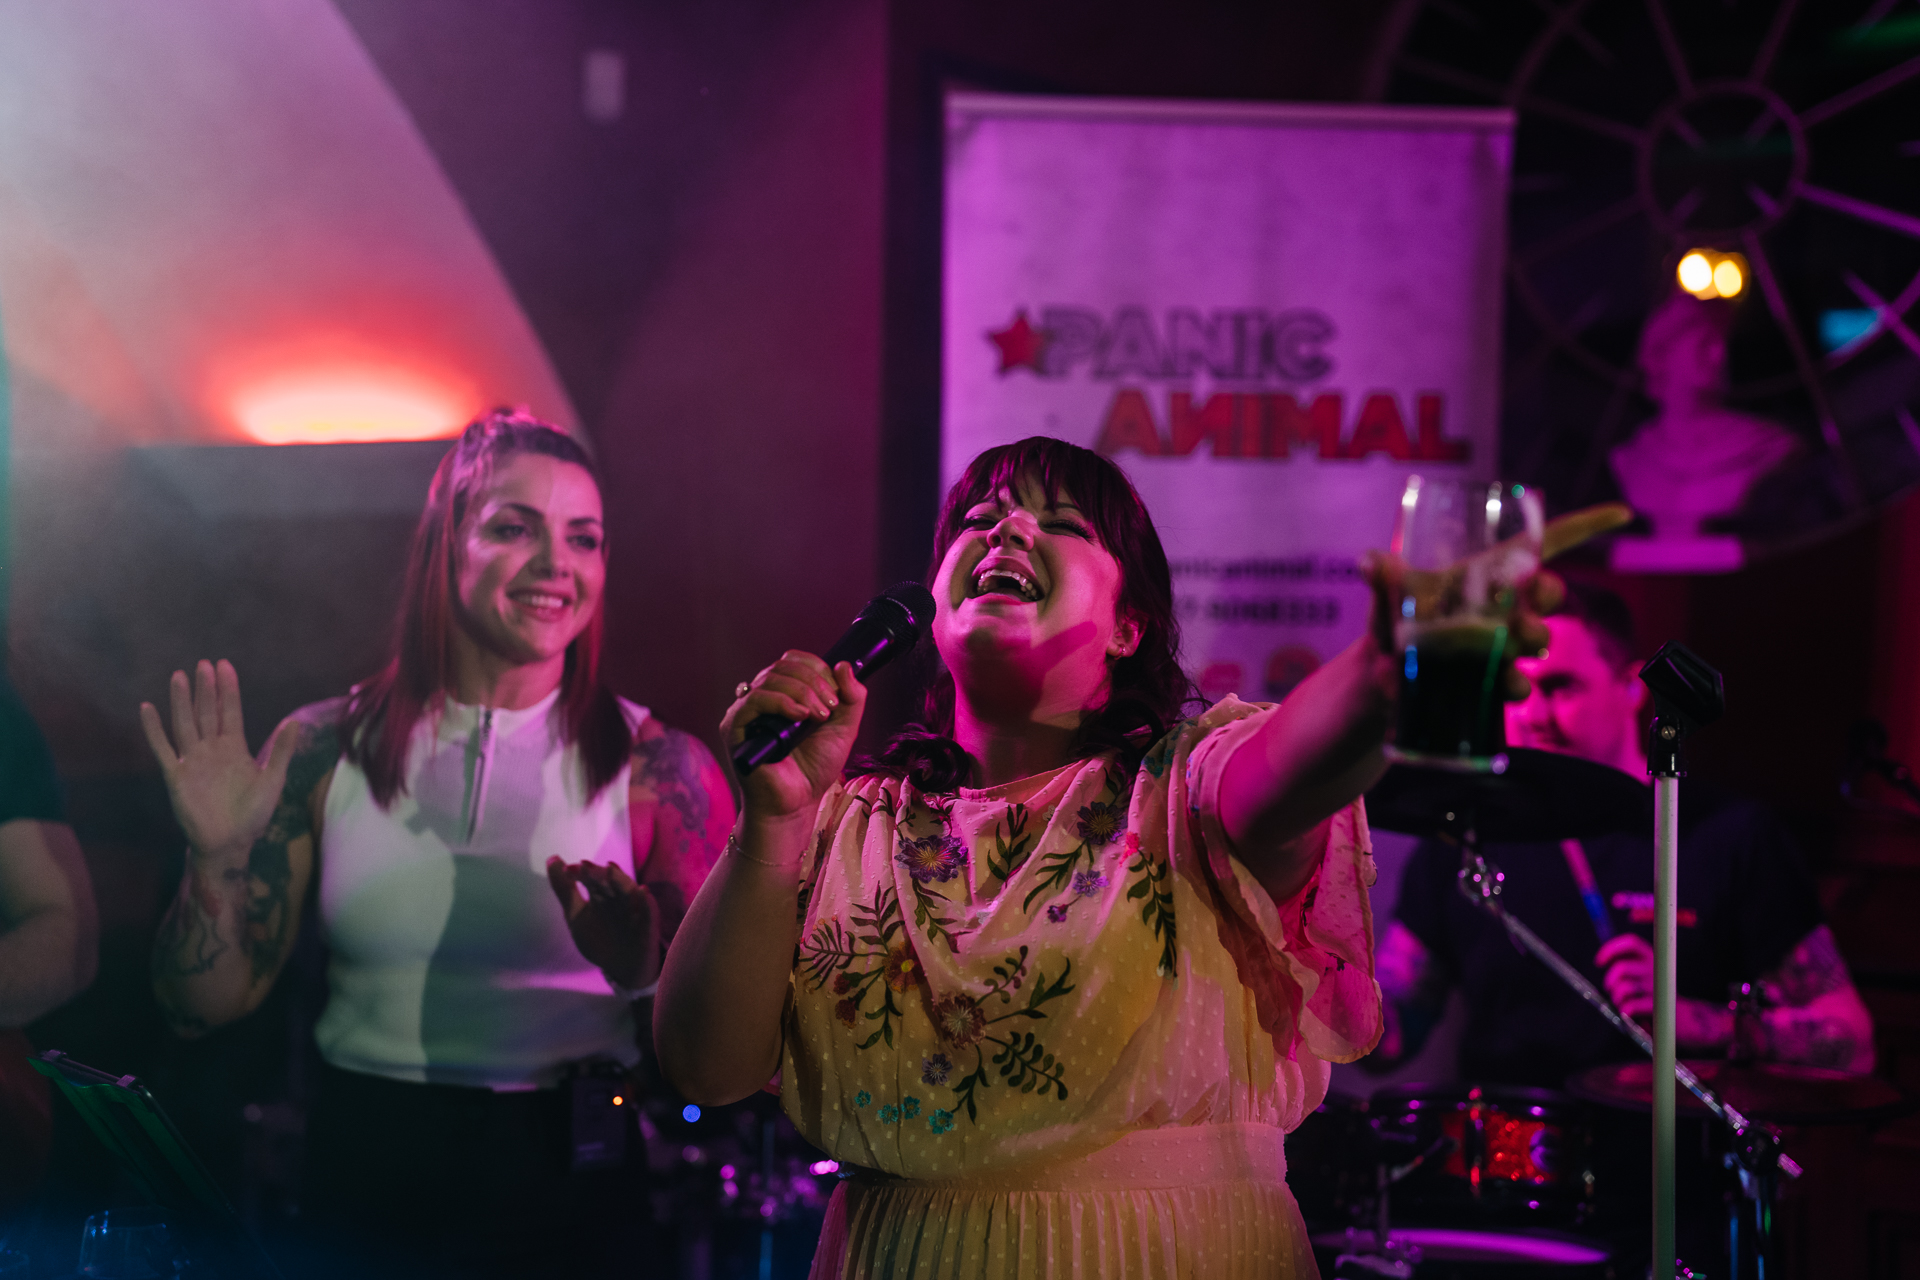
[1609, 291, 1801, 572]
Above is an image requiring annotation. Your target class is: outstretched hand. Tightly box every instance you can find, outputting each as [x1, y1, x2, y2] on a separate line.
[1364, 502, 1634, 701]
[139, 660, 299, 863]
[547, 857, 662, 991]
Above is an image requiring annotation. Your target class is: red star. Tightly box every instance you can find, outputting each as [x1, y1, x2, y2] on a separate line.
[987, 309, 1048, 374]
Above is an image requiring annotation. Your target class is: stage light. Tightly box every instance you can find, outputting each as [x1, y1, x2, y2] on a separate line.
[230, 370, 470, 444]
[1676, 250, 1748, 301]
[1712, 258, 1744, 298]
[611, 1095, 623, 1106]
[1678, 252, 1714, 295]
[682, 1104, 701, 1123]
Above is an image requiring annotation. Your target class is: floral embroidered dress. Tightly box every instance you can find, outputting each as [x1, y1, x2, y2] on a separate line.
[781, 697, 1383, 1279]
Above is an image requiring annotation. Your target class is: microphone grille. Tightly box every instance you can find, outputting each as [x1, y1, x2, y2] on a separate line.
[879, 581, 937, 630]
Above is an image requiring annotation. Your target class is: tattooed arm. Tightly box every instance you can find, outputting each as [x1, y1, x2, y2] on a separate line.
[1362, 920, 1453, 1070]
[627, 718, 736, 951]
[548, 718, 736, 994]
[1751, 926, 1876, 1072]
[143, 663, 338, 1038]
[1598, 925, 1876, 1072]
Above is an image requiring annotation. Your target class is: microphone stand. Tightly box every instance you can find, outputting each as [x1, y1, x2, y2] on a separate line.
[1450, 642, 1802, 1279]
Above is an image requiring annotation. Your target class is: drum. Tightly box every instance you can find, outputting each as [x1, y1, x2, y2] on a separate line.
[1367, 1084, 1596, 1227]
[1311, 1227, 1615, 1279]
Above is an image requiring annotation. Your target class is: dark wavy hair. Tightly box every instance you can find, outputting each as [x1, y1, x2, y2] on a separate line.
[340, 409, 632, 808]
[865, 437, 1199, 792]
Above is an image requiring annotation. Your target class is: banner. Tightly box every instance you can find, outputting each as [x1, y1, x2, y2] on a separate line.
[943, 93, 1513, 703]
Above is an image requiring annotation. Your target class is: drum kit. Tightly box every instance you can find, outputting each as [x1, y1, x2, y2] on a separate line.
[1303, 731, 1918, 1280]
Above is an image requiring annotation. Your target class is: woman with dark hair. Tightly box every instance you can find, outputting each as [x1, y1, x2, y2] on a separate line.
[144, 410, 733, 1279]
[656, 436, 1471, 1278]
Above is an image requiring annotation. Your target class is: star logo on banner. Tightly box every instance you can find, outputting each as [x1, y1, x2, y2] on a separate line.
[987, 309, 1048, 374]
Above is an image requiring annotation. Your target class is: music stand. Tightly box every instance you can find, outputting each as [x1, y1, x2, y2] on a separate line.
[28, 1050, 284, 1280]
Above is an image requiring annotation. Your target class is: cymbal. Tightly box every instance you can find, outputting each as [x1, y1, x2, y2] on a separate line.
[1366, 747, 1651, 841]
[1566, 1059, 1915, 1127]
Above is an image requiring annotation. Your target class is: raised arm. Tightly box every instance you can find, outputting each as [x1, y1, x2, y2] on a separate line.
[0, 818, 98, 1027]
[654, 654, 865, 1106]
[1217, 509, 1628, 905]
[144, 662, 337, 1038]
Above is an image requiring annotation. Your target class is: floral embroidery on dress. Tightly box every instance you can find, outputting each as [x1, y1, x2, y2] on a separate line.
[982, 804, 1036, 888]
[897, 832, 967, 883]
[1075, 800, 1126, 846]
[939, 946, 1077, 1123]
[928, 1108, 955, 1134]
[1022, 767, 1130, 914]
[1127, 834, 1178, 978]
[896, 803, 976, 953]
[801, 885, 914, 1048]
[920, 1053, 953, 1085]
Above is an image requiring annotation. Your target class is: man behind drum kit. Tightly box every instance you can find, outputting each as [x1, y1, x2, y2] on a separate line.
[1368, 581, 1875, 1089]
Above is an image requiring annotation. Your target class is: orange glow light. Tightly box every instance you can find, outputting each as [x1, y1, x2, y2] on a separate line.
[230, 370, 471, 444]
[1676, 248, 1748, 301]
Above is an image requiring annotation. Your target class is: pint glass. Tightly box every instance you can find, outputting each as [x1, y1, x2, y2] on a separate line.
[1387, 477, 1544, 771]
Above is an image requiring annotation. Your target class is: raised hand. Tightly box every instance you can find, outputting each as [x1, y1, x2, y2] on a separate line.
[720, 653, 866, 824]
[546, 858, 661, 991]
[139, 660, 299, 863]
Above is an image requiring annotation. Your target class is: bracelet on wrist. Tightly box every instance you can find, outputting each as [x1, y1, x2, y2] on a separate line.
[728, 831, 801, 869]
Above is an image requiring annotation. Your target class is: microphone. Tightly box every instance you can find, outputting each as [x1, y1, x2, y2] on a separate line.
[730, 582, 938, 775]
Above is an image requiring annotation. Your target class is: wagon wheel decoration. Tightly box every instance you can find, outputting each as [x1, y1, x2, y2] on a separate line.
[1375, 0, 1920, 554]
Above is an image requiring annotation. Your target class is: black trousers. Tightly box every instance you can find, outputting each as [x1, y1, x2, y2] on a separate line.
[291, 1063, 654, 1280]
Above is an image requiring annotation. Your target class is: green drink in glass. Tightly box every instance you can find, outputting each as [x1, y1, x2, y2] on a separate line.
[1387, 477, 1543, 772]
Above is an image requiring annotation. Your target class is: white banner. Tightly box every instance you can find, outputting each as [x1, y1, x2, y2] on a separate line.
[943, 93, 1513, 703]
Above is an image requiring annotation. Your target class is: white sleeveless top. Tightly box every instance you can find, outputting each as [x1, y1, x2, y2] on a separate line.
[316, 689, 648, 1088]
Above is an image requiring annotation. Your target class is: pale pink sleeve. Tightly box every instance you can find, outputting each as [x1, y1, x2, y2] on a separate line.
[1181, 701, 1384, 1065]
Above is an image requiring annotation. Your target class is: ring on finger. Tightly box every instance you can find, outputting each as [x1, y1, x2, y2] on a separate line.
[735, 681, 751, 699]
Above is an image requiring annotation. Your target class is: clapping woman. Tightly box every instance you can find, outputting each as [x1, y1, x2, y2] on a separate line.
[656, 436, 1498, 1278]
[143, 411, 733, 1279]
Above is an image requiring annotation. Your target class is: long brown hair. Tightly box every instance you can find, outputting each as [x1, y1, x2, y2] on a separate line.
[867, 436, 1199, 791]
[341, 409, 632, 807]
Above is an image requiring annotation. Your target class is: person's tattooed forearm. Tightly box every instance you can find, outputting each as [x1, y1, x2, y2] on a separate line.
[1766, 926, 1852, 1006]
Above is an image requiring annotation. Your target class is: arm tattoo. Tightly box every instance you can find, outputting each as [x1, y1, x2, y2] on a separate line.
[633, 728, 712, 847]
[152, 709, 340, 1030]
[1762, 1010, 1861, 1069]
[1763, 925, 1852, 1006]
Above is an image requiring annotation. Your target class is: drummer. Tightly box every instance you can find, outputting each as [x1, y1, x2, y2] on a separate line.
[1368, 582, 1875, 1087]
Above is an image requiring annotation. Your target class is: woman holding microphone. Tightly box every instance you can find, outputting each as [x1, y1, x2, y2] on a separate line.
[656, 436, 1595, 1278]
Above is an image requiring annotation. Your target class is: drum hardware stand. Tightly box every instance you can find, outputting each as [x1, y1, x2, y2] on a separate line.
[1331, 1131, 1455, 1280]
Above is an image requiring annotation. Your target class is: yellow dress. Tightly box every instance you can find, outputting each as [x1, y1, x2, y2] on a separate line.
[781, 697, 1383, 1279]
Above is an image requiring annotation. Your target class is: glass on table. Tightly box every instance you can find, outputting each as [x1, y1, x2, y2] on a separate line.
[78, 1207, 183, 1278]
[1386, 476, 1544, 773]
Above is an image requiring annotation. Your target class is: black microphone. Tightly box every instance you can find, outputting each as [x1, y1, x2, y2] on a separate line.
[731, 582, 938, 775]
